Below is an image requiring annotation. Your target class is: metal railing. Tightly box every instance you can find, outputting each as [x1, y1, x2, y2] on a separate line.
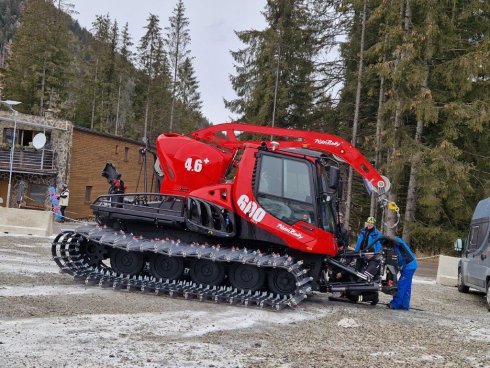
[0, 148, 56, 173]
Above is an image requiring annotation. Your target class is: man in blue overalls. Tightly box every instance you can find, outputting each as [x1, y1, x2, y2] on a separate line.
[387, 237, 418, 310]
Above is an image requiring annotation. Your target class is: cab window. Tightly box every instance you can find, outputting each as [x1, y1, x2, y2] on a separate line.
[257, 155, 314, 225]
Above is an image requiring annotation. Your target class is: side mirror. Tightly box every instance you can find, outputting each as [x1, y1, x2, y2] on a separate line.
[454, 238, 463, 252]
[328, 166, 340, 190]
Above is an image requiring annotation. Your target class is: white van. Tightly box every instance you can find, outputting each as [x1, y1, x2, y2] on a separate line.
[455, 197, 490, 311]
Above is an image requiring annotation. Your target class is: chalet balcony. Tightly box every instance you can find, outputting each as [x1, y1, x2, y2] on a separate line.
[0, 147, 57, 175]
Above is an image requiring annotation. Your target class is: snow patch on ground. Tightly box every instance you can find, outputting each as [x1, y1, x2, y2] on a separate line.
[0, 232, 51, 239]
[11, 242, 51, 248]
[337, 318, 359, 328]
[418, 354, 444, 361]
[412, 276, 437, 285]
[0, 285, 107, 297]
[0, 253, 57, 275]
[0, 308, 331, 367]
[182, 307, 332, 337]
[370, 351, 395, 357]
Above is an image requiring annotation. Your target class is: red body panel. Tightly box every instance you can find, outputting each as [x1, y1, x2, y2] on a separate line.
[232, 147, 338, 256]
[156, 133, 233, 195]
[155, 123, 386, 257]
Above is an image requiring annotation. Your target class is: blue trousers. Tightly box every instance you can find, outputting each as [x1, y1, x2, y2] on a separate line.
[390, 267, 416, 310]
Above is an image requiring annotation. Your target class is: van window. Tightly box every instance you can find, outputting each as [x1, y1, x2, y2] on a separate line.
[469, 226, 479, 250]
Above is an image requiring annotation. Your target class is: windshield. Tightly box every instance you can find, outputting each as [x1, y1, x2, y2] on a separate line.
[318, 166, 336, 233]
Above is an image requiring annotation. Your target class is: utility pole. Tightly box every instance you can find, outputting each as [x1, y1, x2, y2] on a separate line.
[0, 99, 22, 208]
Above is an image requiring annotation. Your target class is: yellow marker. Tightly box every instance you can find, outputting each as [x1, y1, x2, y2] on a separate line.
[388, 202, 400, 212]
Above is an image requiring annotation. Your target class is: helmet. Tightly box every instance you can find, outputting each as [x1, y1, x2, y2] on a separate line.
[366, 216, 376, 224]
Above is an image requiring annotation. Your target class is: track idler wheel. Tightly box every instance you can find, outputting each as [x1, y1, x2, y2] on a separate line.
[149, 254, 184, 281]
[190, 260, 225, 286]
[267, 269, 296, 296]
[110, 249, 145, 276]
[79, 240, 108, 266]
[229, 263, 265, 292]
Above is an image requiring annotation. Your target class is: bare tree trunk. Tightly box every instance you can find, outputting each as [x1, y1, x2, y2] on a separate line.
[386, 0, 412, 236]
[345, 0, 367, 229]
[370, 75, 385, 217]
[90, 58, 99, 130]
[402, 70, 428, 242]
[169, 33, 180, 132]
[272, 29, 282, 129]
[115, 75, 122, 136]
[386, 97, 403, 236]
[39, 55, 47, 116]
[143, 98, 150, 141]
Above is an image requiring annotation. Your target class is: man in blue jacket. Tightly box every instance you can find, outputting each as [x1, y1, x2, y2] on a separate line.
[387, 237, 418, 310]
[355, 217, 383, 281]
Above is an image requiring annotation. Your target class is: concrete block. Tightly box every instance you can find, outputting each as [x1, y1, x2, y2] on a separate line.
[436, 255, 460, 287]
[0, 207, 53, 237]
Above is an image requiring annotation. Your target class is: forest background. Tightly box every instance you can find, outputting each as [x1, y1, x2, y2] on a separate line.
[0, 0, 488, 253]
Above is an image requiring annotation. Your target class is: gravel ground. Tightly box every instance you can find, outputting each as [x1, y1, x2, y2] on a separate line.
[0, 233, 489, 368]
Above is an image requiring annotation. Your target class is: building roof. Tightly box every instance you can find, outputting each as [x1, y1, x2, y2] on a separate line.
[74, 126, 145, 146]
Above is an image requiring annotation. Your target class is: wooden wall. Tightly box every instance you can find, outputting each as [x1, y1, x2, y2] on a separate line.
[68, 128, 157, 219]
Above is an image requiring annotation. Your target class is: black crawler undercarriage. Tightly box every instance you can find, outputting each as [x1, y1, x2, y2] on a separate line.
[51, 194, 399, 310]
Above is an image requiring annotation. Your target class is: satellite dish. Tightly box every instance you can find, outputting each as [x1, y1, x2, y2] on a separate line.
[32, 133, 47, 150]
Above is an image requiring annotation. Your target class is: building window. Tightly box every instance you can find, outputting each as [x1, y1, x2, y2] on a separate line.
[124, 147, 129, 161]
[84, 186, 93, 203]
[115, 145, 119, 154]
[29, 184, 48, 205]
[3, 128, 51, 147]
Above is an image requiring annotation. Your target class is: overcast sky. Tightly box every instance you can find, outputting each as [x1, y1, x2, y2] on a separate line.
[70, 0, 267, 125]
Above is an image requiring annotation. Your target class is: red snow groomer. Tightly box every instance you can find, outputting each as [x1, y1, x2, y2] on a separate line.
[52, 123, 399, 309]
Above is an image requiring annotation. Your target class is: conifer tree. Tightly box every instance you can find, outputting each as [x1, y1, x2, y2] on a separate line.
[138, 14, 171, 141]
[4, 0, 71, 115]
[165, 0, 191, 131]
[226, 0, 326, 129]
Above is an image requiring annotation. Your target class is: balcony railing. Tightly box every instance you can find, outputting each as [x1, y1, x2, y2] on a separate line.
[0, 148, 56, 174]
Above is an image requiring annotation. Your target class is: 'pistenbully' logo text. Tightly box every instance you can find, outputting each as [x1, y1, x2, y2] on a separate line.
[315, 138, 340, 147]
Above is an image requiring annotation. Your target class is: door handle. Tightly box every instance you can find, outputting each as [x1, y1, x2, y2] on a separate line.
[299, 224, 314, 231]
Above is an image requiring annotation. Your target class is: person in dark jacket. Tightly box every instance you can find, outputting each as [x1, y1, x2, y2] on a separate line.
[355, 217, 383, 280]
[387, 237, 418, 310]
[336, 212, 349, 248]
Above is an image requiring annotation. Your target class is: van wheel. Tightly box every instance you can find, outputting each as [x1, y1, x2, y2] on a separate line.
[457, 268, 469, 293]
[486, 281, 490, 312]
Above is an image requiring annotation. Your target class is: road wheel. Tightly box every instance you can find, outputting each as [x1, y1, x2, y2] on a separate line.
[346, 293, 358, 303]
[149, 254, 184, 281]
[229, 263, 265, 292]
[110, 249, 145, 276]
[268, 269, 296, 296]
[190, 260, 225, 286]
[360, 292, 379, 306]
[486, 281, 490, 312]
[457, 268, 469, 293]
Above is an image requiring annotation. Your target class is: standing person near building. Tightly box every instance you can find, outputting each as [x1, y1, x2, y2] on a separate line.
[355, 216, 383, 280]
[386, 237, 418, 310]
[58, 183, 69, 222]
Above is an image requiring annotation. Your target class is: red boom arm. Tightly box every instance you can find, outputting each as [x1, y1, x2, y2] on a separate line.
[191, 123, 388, 194]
